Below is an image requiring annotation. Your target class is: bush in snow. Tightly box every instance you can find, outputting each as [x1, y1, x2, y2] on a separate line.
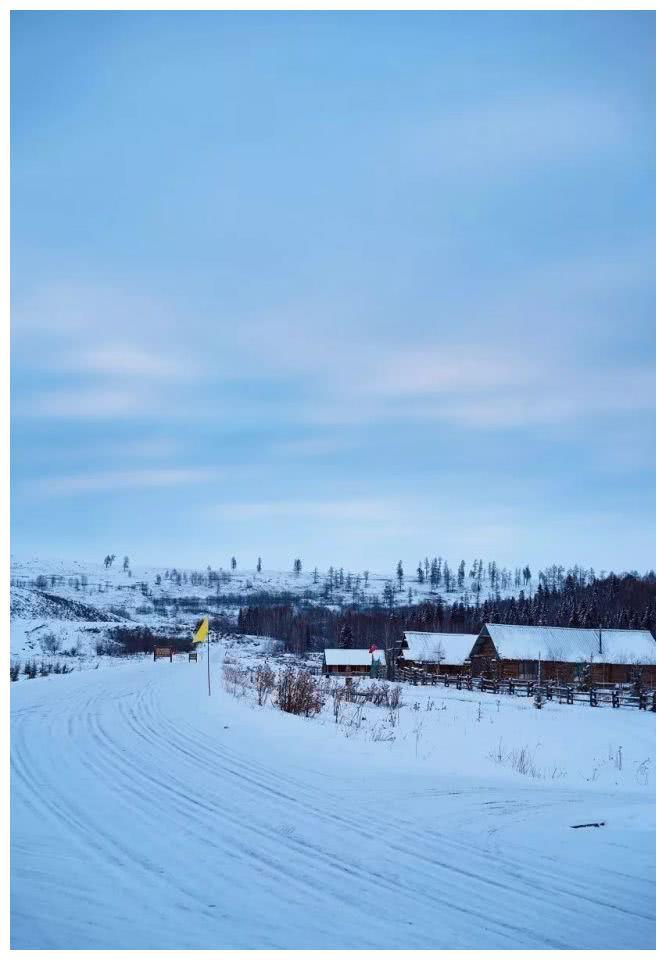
[10, 663, 20, 682]
[39, 632, 62, 655]
[101, 626, 192, 657]
[223, 661, 251, 697]
[96, 639, 124, 657]
[255, 662, 275, 706]
[275, 667, 323, 717]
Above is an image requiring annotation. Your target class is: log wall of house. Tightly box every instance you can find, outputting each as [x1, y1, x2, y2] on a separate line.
[472, 656, 656, 687]
[323, 664, 371, 675]
[470, 636, 497, 677]
[399, 661, 467, 676]
[590, 662, 656, 688]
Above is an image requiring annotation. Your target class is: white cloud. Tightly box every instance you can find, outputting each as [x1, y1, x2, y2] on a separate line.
[211, 498, 395, 523]
[22, 386, 149, 419]
[361, 345, 535, 399]
[61, 344, 195, 380]
[12, 282, 206, 422]
[27, 467, 221, 498]
[401, 91, 628, 179]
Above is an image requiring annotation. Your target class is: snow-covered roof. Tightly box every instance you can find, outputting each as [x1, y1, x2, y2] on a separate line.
[480, 624, 656, 665]
[402, 632, 476, 665]
[323, 648, 386, 666]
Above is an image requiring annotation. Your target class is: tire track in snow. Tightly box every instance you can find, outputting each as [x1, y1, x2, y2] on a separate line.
[11, 658, 655, 949]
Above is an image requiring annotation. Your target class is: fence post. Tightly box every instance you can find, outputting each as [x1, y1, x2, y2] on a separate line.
[590, 688, 597, 707]
[651, 691, 656, 713]
[612, 690, 619, 708]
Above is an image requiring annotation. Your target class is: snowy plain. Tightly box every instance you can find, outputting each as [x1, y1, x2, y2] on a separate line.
[9, 557, 656, 948]
[11, 638, 655, 949]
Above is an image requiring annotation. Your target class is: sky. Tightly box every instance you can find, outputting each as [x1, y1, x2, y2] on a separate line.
[10, 11, 655, 575]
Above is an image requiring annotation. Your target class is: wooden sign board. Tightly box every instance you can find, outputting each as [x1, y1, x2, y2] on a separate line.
[188, 652, 198, 662]
[154, 646, 173, 662]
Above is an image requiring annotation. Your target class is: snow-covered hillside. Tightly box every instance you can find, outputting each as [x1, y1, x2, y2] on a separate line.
[9, 554, 520, 664]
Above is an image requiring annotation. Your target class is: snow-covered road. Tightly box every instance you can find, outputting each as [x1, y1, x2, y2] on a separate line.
[11, 651, 655, 948]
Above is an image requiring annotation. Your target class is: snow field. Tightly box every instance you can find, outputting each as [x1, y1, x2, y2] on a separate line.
[11, 640, 655, 949]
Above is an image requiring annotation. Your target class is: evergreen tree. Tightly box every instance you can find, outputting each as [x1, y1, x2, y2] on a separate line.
[383, 581, 396, 609]
[396, 560, 404, 591]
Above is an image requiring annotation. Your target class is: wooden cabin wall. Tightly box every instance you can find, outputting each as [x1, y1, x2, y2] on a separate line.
[470, 636, 498, 677]
[323, 664, 371, 675]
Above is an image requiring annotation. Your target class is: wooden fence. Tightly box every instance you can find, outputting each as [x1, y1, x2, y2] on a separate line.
[395, 666, 656, 712]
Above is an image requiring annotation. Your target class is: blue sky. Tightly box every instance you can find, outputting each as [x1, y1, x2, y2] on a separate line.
[11, 11, 655, 573]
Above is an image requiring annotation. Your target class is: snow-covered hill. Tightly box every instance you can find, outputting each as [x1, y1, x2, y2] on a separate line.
[9, 555, 521, 664]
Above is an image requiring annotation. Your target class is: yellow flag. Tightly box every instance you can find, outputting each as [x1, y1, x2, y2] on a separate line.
[193, 616, 209, 644]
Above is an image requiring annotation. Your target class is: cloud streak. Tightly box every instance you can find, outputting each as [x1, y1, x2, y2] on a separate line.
[26, 467, 222, 498]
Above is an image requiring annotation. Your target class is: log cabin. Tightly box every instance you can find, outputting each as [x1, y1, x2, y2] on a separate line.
[400, 631, 477, 675]
[322, 648, 387, 676]
[468, 623, 656, 687]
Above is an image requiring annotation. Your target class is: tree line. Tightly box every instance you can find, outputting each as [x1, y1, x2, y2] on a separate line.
[237, 570, 656, 667]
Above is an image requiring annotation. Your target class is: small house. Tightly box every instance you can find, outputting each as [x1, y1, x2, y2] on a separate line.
[400, 631, 476, 675]
[469, 623, 656, 687]
[322, 648, 386, 676]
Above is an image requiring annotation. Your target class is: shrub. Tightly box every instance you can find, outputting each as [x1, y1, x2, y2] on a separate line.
[101, 626, 192, 656]
[223, 661, 251, 697]
[39, 632, 61, 655]
[34, 575, 48, 590]
[96, 639, 124, 656]
[275, 668, 323, 717]
[23, 660, 37, 679]
[256, 662, 275, 706]
[108, 605, 132, 620]
[10, 663, 20, 682]
[332, 685, 346, 723]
